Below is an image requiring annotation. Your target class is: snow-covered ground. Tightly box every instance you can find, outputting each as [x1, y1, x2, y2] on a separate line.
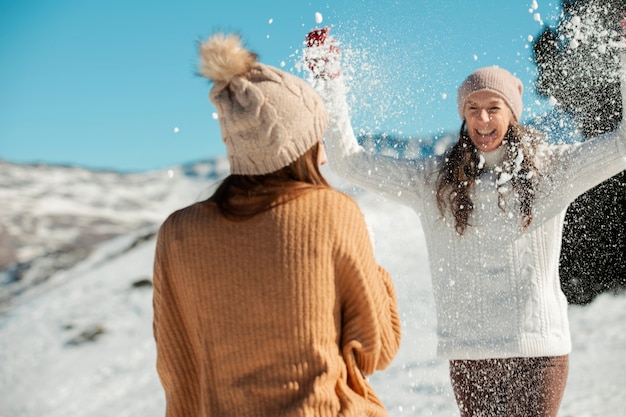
[0, 163, 624, 417]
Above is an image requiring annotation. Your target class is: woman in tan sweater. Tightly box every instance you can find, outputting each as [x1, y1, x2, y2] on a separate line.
[152, 33, 401, 417]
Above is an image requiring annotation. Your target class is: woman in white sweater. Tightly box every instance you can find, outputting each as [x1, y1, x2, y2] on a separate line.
[305, 27, 626, 417]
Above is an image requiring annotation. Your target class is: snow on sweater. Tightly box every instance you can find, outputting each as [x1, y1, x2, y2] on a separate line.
[313, 76, 626, 360]
[153, 188, 401, 416]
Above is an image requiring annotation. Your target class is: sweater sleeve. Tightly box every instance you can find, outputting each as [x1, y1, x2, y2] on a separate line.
[534, 77, 626, 221]
[334, 196, 401, 384]
[312, 77, 432, 205]
[153, 217, 201, 417]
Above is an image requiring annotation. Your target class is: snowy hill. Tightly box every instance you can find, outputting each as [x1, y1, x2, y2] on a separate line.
[0, 160, 624, 417]
[0, 158, 229, 308]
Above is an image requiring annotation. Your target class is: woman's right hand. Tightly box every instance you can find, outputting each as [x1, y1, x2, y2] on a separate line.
[304, 27, 341, 80]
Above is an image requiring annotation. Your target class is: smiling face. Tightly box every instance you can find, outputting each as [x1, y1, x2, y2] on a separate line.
[463, 90, 515, 153]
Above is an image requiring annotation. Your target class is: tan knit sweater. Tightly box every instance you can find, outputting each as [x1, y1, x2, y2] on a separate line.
[153, 188, 401, 417]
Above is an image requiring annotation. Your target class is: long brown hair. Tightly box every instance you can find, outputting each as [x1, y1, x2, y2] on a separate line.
[436, 122, 543, 235]
[209, 143, 330, 220]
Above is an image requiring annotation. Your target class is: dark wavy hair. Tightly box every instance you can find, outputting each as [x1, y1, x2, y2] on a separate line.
[209, 143, 330, 220]
[435, 122, 543, 235]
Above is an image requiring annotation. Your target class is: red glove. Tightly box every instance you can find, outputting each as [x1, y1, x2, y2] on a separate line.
[304, 27, 341, 80]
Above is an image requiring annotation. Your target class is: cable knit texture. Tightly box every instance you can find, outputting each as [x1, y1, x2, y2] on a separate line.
[198, 33, 329, 175]
[313, 75, 626, 360]
[153, 188, 401, 416]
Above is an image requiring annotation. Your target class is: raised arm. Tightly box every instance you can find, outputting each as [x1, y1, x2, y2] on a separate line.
[304, 28, 432, 205]
[534, 23, 626, 221]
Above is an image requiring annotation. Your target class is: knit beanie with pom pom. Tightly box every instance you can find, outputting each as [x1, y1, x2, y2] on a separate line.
[457, 66, 524, 122]
[198, 33, 329, 175]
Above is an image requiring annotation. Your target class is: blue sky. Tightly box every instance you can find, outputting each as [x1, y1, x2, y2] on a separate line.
[0, 0, 562, 172]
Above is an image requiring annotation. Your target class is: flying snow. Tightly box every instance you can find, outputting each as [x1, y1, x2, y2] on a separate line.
[173, 127, 179, 134]
[478, 154, 486, 170]
[315, 12, 323, 25]
[211, 112, 218, 120]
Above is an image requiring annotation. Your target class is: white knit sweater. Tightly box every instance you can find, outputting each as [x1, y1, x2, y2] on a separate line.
[314, 77, 626, 360]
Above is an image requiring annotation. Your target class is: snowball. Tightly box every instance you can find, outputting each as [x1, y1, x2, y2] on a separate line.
[497, 173, 513, 185]
[173, 127, 179, 134]
[315, 12, 323, 24]
[531, 0, 538, 11]
[478, 154, 485, 169]
[211, 112, 218, 120]
[268, 18, 273, 24]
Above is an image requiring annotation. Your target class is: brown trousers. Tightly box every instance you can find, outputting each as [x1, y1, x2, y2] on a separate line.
[449, 355, 569, 417]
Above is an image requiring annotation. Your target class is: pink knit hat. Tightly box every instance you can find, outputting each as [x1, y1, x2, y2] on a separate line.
[457, 67, 524, 121]
[197, 33, 329, 175]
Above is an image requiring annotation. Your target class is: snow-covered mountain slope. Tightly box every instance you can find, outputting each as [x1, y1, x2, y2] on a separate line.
[0, 158, 229, 308]
[0, 160, 624, 417]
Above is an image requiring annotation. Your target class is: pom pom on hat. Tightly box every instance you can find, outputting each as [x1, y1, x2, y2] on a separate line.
[457, 66, 524, 122]
[198, 33, 257, 83]
[198, 33, 329, 175]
